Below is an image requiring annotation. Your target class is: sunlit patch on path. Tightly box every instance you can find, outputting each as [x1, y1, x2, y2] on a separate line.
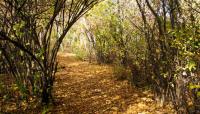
[52, 53, 175, 114]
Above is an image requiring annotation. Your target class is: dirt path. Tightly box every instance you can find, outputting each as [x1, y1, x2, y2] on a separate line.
[52, 53, 175, 114]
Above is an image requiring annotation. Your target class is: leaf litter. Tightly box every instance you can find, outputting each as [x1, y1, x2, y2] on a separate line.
[51, 53, 175, 114]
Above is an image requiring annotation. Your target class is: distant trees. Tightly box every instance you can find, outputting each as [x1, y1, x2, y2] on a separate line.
[0, 0, 99, 105]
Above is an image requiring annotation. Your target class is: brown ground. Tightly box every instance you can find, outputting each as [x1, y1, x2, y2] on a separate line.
[51, 53, 175, 114]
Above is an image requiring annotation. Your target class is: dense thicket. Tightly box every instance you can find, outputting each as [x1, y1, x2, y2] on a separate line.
[136, 0, 200, 113]
[0, 0, 99, 106]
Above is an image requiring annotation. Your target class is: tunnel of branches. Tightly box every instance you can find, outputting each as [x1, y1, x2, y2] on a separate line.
[0, 0, 200, 113]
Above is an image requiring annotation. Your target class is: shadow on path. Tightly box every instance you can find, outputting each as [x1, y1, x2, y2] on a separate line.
[52, 52, 175, 114]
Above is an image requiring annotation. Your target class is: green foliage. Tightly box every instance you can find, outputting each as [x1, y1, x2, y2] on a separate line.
[197, 92, 200, 97]
[36, 48, 45, 60]
[13, 21, 25, 37]
[70, 38, 88, 60]
[74, 48, 87, 60]
[113, 65, 132, 80]
[189, 83, 200, 90]
[170, 25, 200, 102]
[186, 61, 196, 71]
[85, 0, 146, 65]
[42, 105, 50, 114]
[189, 83, 200, 97]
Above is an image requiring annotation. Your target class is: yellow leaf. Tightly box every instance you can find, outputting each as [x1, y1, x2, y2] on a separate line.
[113, 95, 121, 100]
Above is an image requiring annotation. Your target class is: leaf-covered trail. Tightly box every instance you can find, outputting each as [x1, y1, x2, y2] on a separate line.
[52, 53, 175, 114]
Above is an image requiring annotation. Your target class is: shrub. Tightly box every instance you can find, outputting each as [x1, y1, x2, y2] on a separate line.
[113, 65, 132, 81]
